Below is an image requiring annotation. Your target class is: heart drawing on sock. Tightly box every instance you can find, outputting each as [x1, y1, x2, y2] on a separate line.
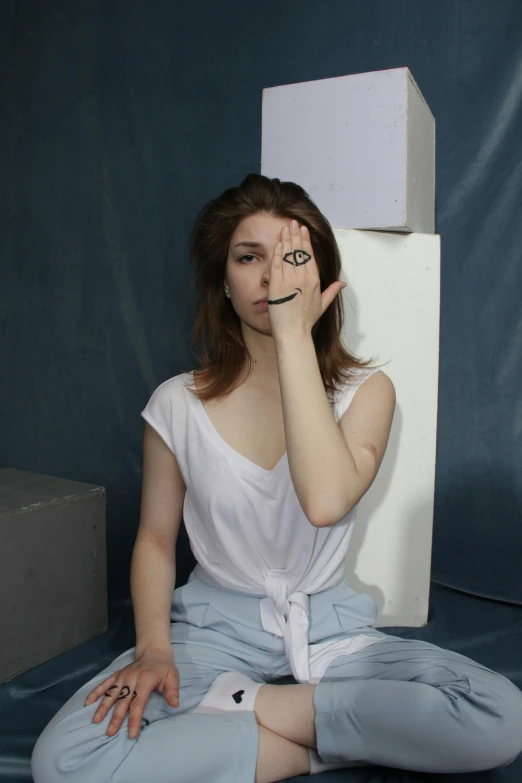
[193, 672, 262, 715]
[232, 689, 245, 704]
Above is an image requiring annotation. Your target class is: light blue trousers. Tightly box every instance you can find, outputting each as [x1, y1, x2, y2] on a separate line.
[32, 566, 522, 782]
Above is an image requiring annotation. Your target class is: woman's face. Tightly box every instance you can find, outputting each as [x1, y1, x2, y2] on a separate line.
[225, 211, 291, 331]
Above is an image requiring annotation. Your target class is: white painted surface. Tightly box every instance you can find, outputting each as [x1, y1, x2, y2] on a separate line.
[262, 67, 435, 233]
[336, 229, 440, 627]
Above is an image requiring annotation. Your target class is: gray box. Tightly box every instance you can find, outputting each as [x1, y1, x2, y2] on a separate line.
[0, 469, 108, 684]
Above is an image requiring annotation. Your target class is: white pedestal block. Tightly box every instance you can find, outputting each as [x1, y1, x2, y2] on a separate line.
[262, 67, 435, 233]
[336, 229, 440, 628]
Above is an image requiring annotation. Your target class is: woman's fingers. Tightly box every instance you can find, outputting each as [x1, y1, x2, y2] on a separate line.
[84, 674, 117, 707]
[82, 662, 180, 739]
[92, 678, 125, 724]
[127, 690, 153, 739]
[101, 673, 156, 737]
[106, 681, 141, 736]
[164, 668, 180, 705]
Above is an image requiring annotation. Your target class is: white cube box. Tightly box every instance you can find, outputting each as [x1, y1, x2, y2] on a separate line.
[261, 67, 435, 233]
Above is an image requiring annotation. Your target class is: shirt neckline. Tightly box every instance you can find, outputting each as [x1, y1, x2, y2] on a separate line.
[185, 372, 289, 479]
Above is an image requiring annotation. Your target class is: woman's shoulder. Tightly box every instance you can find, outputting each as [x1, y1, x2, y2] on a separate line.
[334, 365, 385, 394]
[345, 367, 394, 399]
[332, 366, 393, 420]
[145, 371, 194, 405]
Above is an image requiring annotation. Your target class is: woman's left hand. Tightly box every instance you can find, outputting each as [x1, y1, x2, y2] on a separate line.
[267, 220, 346, 341]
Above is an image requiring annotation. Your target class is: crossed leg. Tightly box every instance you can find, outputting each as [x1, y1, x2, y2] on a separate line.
[254, 683, 317, 747]
[254, 685, 316, 783]
[254, 635, 522, 774]
[255, 725, 311, 783]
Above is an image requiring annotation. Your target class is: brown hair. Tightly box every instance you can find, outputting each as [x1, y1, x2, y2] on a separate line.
[182, 173, 386, 404]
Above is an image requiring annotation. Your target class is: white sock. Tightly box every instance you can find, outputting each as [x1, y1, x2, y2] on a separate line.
[193, 671, 263, 715]
[309, 747, 369, 774]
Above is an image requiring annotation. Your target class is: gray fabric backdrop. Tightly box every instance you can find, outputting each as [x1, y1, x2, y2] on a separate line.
[2, 0, 521, 605]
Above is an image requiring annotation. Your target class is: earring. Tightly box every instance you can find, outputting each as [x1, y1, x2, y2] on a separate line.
[224, 285, 229, 296]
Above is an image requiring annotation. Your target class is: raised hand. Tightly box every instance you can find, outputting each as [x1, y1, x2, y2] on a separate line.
[267, 220, 346, 340]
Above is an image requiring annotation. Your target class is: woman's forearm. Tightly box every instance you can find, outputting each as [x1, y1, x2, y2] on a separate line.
[130, 533, 176, 659]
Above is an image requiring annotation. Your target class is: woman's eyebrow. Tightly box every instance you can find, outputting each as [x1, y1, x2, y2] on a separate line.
[233, 241, 265, 249]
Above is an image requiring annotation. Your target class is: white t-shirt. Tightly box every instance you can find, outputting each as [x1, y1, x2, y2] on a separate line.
[141, 367, 383, 683]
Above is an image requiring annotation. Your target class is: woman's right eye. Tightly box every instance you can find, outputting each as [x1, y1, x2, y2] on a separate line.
[239, 254, 256, 264]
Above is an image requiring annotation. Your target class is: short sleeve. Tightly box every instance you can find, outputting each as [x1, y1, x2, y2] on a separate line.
[141, 379, 177, 455]
[334, 367, 383, 422]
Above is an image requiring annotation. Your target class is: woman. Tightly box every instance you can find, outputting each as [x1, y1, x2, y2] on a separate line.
[32, 174, 522, 783]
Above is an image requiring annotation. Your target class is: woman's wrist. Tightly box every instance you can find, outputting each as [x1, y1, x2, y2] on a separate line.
[135, 640, 173, 659]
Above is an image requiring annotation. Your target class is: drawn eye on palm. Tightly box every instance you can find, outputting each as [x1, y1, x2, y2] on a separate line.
[268, 249, 312, 305]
